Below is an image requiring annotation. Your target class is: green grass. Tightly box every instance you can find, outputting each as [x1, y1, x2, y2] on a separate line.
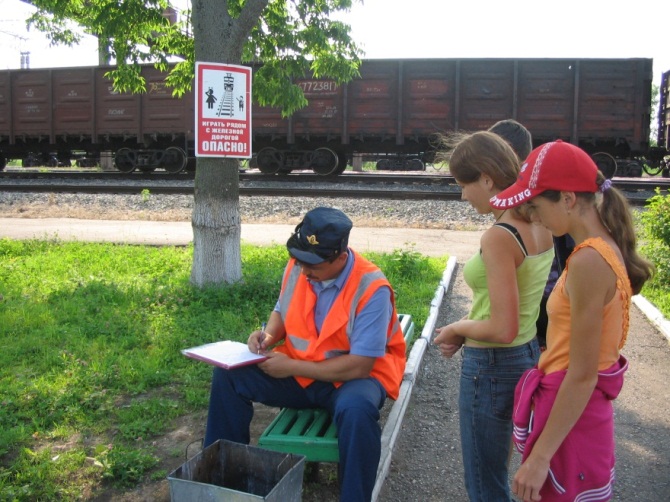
[0, 239, 447, 499]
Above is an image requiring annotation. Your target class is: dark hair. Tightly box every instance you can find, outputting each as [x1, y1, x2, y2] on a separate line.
[538, 173, 654, 294]
[488, 119, 533, 161]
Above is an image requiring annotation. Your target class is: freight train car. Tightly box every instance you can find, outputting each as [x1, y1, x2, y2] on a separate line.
[0, 58, 665, 176]
[0, 65, 194, 173]
[253, 58, 659, 176]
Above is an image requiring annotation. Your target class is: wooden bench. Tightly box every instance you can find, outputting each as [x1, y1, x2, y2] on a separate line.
[258, 314, 415, 463]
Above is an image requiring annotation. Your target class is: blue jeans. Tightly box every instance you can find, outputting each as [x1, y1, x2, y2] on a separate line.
[204, 364, 387, 502]
[459, 339, 540, 502]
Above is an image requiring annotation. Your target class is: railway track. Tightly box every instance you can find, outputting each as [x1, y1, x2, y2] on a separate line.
[0, 170, 460, 201]
[0, 170, 664, 205]
[0, 169, 454, 185]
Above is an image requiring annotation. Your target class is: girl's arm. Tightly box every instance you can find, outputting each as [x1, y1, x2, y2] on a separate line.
[435, 226, 523, 345]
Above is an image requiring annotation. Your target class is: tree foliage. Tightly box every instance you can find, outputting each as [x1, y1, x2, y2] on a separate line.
[27, 0, 362, 116]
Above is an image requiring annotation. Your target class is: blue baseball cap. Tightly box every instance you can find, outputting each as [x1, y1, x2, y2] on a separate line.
[287, 207, 352, 265]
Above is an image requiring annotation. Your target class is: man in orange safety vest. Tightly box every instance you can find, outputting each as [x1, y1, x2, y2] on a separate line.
[204, 207, 406, 502]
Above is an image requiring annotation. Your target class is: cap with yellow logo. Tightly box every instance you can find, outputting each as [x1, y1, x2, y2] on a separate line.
[286, 207, 353, 265]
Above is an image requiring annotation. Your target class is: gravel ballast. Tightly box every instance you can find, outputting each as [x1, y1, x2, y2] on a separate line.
[0, 190, 492, 231]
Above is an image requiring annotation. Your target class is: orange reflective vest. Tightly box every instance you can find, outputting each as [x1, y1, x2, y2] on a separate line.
[275, 250, 406, 400]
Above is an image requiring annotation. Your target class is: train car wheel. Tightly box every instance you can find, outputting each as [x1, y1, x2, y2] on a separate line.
[115, 148, 137, 173]
[162, 146, 188, 173]
[80, 157, 99, 168]
[408, 158, 425, 171]
[311, 147, 339, 176]
[256, 147, 285, 174]
[0, 153, 6, 171]
[22, 155, 40, 168]
[376, 159, 390, 170]
[334, 151, 348, 174]
[591, 152, 617, 179]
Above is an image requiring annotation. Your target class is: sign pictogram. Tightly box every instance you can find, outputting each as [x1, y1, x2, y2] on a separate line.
[195, 62, 252, 158]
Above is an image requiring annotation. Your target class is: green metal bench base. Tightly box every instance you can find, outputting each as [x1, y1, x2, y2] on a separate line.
[258, 314, 415, 463]
[259, 407, 339, 462]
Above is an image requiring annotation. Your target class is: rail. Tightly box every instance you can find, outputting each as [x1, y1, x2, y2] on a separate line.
[0, 171, 664, 205]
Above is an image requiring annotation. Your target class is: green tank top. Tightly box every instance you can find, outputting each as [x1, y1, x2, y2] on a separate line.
[462, 223, 554, 348]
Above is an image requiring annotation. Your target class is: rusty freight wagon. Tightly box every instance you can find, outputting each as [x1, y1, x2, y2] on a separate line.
[253, 58, 657, 176]
[0, 58, 663, 176]
[0, 65, 194, 173]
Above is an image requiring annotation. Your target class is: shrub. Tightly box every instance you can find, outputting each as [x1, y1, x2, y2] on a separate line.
[640, 188, 670, 246]
[638, 189, 670, 315]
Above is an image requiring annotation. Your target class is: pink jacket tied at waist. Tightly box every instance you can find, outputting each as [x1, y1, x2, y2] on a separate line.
[512, 356, 628, 502]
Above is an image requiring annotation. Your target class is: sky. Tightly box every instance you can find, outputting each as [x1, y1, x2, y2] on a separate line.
[1, 0, 668, 87]
[338, 0, 669, 87]
[0, 0, 98, 69]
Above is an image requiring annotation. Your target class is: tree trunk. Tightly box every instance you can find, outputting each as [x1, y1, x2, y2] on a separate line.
[190, 157, 242, 285]
[190, 0, 250, 286]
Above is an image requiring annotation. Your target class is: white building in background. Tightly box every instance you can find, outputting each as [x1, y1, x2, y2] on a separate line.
[0, 0, 99, 70]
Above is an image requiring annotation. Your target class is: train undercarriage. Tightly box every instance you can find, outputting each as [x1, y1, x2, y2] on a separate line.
[2, 143, 667, 178]
[253, 146, 428, 175]
[0, 145, 191, 174]
[254, 146, 348, 175]
[591, 149, 670, 177]
[113, 146, 189, 173]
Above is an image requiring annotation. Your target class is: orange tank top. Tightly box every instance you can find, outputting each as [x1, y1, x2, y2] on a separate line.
[538, 238, 632, 374]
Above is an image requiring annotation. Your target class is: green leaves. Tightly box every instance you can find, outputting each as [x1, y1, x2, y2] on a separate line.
[27, 0, 362, 112]
[639, 189, 670, 308]
[641, 188, 670, 245]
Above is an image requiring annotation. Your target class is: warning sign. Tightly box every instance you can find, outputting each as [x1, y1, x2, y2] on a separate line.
[195, 62, 252, 158]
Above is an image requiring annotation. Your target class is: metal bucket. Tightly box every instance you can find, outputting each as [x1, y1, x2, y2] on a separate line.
[168, 440, 305, 501]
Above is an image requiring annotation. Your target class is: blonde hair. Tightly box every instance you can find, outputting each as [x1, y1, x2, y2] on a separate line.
[435, 131, 521, 190]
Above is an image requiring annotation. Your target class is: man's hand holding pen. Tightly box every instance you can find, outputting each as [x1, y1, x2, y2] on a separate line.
[257, 323, 269, 354]
[248, 324, 270, 355]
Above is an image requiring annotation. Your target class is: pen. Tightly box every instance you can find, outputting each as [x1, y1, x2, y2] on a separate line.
[258, 323, 266, 354]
